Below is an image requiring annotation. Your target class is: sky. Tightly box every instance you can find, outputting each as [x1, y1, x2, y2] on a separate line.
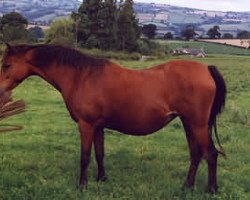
[135, 0, 250, 12]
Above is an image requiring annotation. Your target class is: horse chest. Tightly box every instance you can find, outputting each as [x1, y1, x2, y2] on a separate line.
[64, 96, 102, 124]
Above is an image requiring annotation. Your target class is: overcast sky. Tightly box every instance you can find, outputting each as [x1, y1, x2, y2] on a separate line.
[135, 0, 250, 12]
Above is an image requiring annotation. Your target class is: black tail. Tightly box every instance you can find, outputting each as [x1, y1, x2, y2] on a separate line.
[208, 65, 227, 157]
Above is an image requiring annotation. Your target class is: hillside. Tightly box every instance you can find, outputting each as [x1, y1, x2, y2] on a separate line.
[134, 3, 250, 37]
[0, 0, 81, 25]
[0, 0, 250, 37]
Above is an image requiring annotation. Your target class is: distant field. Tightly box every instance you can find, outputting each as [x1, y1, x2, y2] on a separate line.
[159, 40, 250, 56]
[200, 39, 250, 49]
[27, 24, 50, 31]
[168, 12, 204, 24]
[0, 51, 250, 199]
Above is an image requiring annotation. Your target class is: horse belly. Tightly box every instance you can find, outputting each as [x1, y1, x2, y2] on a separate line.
[106, 110, 177, 136]
[103, 71, 176, 135]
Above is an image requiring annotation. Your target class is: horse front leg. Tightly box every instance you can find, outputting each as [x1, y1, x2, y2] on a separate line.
[78, 120, 95, 187]
[94, 128, 107, 182]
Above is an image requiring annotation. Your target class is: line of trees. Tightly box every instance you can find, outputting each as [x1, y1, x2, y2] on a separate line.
[45, 0, 166, 55]
[138, 23, 250, 41]
[180, 24, 250, 40]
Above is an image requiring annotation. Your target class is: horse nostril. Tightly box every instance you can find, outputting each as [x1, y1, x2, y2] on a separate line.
[0, 88, 6, 96]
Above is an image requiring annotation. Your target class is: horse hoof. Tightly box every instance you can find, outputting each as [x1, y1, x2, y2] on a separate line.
[97, 176, 108, 182]
[78, 179, 88, 191]
[182, 182, 194, 191]
[208, 186, 218, 194]
[78, 184, 88, 192]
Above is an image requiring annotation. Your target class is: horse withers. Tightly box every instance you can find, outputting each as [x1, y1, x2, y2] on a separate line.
[0, 44, 226, 193]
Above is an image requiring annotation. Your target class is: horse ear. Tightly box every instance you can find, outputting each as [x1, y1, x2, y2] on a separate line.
[5, 43, 11, 49]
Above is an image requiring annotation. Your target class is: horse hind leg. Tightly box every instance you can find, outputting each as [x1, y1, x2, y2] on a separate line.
[181, 119, 202, 189]
[94, 128, 107, 182]
[188, 123, 218, 193]
[206, 135, 219, 193]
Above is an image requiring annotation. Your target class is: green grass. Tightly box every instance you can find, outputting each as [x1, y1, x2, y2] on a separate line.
[1, 54, 250, 199]
[158, 40, 250, 56]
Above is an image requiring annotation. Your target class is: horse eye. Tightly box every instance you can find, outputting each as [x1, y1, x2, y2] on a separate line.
[3, 63, 11, 69]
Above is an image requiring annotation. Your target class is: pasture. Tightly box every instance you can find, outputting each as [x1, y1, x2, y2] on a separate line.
[160, 40, 250, 56]
[199, 39, 250, 49]
[0, 53, 250, 199]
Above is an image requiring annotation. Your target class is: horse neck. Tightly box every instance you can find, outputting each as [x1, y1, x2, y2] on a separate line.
[31, 64, 77, 98]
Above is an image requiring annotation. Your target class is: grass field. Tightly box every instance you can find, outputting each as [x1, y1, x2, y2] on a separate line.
[159, 40, 250, 56]
[0, 53, 250, 199]
[199, 39, 250, 49]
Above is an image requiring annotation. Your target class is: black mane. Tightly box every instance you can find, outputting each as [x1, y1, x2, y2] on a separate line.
[11, 44, 109, 69]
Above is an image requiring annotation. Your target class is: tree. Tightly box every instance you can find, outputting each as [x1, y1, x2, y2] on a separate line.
[222, 33, 234, 39]
[0, 12, 28, 30]
[181, 25, 197, 40]
[28, 26, 44, 40]
[164, 32, 173, 40]
[72, 0, 118, 50]
[71, 3, 90, 46]
[1, 26, 33, 42]
[45, 18, 75, 46]
[96, 0, 118, 49]
[142, 24, 157, 39]
[117, 0, 140, 51]
[71, 0, 101, 48]
[0, 12, 33, 43]
[207, 26, 221, 39]
[237, 30, 250, 39]
[0, 16, 2, 41]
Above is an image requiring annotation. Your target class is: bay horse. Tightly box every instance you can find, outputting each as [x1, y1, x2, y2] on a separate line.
[0, 44, 226, 193]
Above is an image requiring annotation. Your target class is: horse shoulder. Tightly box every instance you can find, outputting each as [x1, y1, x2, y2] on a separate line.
[61, 71, 106, 124]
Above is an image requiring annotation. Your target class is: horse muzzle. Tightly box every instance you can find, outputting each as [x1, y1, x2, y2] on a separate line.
[0, 78, 21, 95]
